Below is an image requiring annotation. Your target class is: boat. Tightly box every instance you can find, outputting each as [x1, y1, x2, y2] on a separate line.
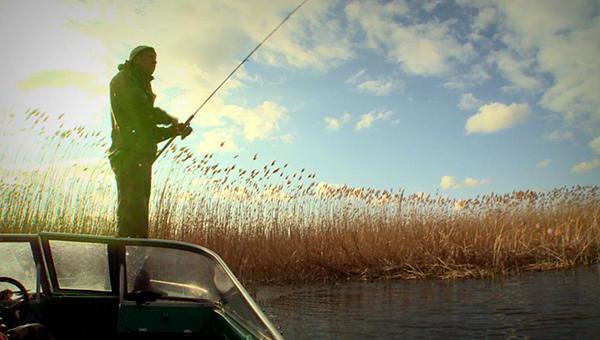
[0, 232, 283, 339]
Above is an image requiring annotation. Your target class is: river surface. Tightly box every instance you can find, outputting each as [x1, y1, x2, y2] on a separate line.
[254, 264, 600, 339]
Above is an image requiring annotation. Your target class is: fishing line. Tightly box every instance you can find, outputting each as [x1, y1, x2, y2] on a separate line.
[155, 0, 310, 161]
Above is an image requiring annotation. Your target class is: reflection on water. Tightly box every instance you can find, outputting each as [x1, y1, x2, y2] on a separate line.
[255, 264, 600, 339]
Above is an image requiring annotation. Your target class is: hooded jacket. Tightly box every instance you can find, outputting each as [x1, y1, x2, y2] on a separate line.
[108, 61, 176, 160]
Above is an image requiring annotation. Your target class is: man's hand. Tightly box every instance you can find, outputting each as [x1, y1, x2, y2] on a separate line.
[176, 123, 193, 139]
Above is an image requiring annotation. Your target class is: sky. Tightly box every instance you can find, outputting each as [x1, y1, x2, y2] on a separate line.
[0, 0, 599, 198]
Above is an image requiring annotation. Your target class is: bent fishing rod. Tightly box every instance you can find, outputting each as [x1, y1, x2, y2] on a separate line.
[155, 0, 310, 161]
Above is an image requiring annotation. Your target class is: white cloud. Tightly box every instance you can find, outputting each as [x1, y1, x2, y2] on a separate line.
[498, 1, 593, 49]
[494, 1, 600, 128]
[357, 79, 399, 96]
[463, 177, 486, 187]
[17, 70, 103, 95]
[324, 117, 341, 130]
[571, 159, 600, 173]
[345, 1, 472, 76]
[443, 64, 491, 90]
[440, 176, 458, 189]
[280, 133, 294, 144]
[346, 69, 402, 96]
[70, 1, 355, 73]
[346, 69, 366, 85]
[488, 51, 543, 92]
[474, 6, 497, 30]
[537, 22, 600, 125]
[252, 1, 356, 70]
[356, 115, 374, 131]
[465, 102, 530, 134]
[423, 0, 441, 12]
[188, 99, 289, 146]
[440, 175, 488, 190]
[458, 93, 482, 111]
[222, 101, 288, 142]
[324, 112, 351, 131]
[355, 111, 393, 131]
[590, 136, 600, 155]
[537, 159, 551, 168]
[543, 130, 574, 141]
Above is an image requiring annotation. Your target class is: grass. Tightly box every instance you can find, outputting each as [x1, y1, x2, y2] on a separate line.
[1, 109, 599, 284]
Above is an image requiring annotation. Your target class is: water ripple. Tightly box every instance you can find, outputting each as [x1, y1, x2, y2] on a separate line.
[257, 264, 600, 339]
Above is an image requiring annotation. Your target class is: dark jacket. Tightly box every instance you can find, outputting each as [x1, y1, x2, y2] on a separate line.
[108, 62, 176, 160]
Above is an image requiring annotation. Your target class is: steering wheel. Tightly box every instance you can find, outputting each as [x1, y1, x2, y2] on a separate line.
[0, 277, 29, 328]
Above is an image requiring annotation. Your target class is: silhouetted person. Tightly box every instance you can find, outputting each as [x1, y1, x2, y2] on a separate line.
[109, 45, 192, 238]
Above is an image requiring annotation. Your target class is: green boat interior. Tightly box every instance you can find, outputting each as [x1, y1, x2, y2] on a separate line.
[0, 233, 282, 339]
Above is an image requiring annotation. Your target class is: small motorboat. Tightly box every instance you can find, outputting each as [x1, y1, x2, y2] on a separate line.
[0, 232, 283, 339]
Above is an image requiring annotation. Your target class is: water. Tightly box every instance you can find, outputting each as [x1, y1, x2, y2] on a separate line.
[255, 264, 600, 339]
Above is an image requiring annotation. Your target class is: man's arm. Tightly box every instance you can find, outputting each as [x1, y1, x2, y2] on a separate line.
[154, 126, 178, 143]
[151, 108, 178, 125]
[153, 123, 192, 143]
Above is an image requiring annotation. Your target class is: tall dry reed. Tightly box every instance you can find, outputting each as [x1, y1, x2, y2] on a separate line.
[1, 110, 599, 284]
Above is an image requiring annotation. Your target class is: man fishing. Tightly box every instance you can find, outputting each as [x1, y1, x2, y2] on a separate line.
[109, 45, 192, 238]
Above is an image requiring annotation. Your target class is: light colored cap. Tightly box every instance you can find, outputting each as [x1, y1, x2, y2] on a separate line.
[129, 45, 155, 61]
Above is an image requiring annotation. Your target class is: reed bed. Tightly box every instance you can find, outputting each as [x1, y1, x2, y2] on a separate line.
[1, 110, 599, 284]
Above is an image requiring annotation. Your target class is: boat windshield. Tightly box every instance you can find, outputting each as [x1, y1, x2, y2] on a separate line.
[125, 245, 275, 337]
[0, 241, 37, 292]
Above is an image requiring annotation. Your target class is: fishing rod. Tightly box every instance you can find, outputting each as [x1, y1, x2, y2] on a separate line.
[155, 0, 310, 161]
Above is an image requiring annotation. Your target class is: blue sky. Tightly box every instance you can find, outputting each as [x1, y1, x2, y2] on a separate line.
[0, 0, 599, 198]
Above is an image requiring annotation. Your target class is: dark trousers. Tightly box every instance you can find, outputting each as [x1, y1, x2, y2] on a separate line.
[110, 152, 152, 238]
